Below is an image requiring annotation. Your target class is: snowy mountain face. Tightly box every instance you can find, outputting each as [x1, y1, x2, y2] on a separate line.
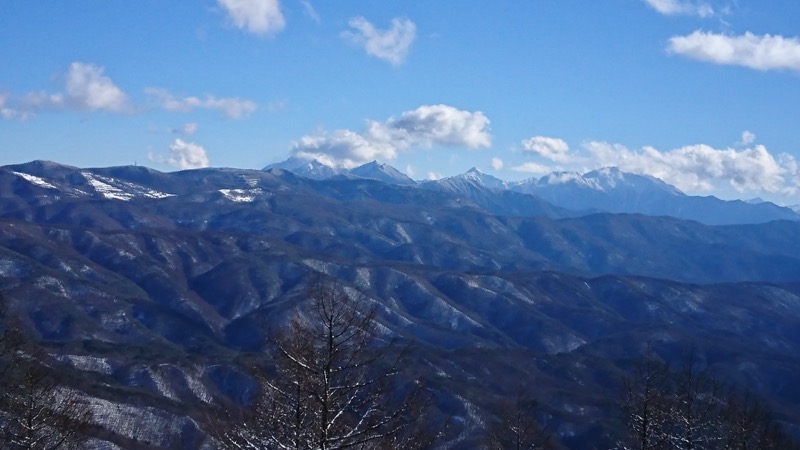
[457, 167, 510, 190]
[421, 168, 508, 198]
[4, 160, 800, 447]
[584, 167, 682, 193]
[348, 161, 416, 185]
[7, 159, 797, 225]
[264, 158, 417, 186]
[263, 158, 798, 225]
[5, 162, 176, 202]
[514, 167, 683, 197]
[263, 156, 345, 180]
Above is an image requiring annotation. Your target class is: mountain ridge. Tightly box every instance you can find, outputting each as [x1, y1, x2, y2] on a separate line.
[260, 157, 799, 225]
[3, 159, 800, 446]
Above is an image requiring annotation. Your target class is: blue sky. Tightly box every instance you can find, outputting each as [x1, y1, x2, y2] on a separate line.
[2, 0, 800, 203]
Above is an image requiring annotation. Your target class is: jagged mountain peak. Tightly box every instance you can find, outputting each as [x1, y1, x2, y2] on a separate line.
[446, 167, 508, 190]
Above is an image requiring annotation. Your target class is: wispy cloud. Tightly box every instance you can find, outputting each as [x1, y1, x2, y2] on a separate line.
[491, 157, 504, 171]
[149, 139, 210, 170]
[0, 92, 31, 120]
[642, 0, 714, 18]
[521, 136, 572, 163]
[343, 17, 416, 66]
[301, 0, 320, 23]
[2, 63, 258, 123]
[291, 104, 491, 168]
[668, 31, 800, 72]
[145, 88, 257, 119]
[738, 130, 756, 146]
[427, 171, 443, 181]
[510, 162, 554, 175]
[217, 0, 285, 36]
[3, 62, 131, 118]
[170, 123, 199, 135]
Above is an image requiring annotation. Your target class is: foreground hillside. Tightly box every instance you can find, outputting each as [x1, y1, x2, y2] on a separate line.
[1, 161, 800, 448]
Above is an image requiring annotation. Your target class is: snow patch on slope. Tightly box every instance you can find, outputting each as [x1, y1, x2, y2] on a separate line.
[83, 172, 135, 200]
[219, 188, 264, 202]
[12, 171, 58, 189]
[55, 354, 115, 375]
[81, 171, 174, 200]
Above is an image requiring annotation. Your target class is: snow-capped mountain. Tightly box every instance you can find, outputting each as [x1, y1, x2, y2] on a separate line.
[514, 166, 683, 200]
[347, 161, 416, 186]
[5, 161, 177, 202]
[452, 167, 510, 190]
[423, 168, 508, 196]
[4, 159, 800, 447]
[8, 159, 797, 225]
[263, 156, 344, 179]
[512, 167, 798, 225]
[264, 158, 416, 186]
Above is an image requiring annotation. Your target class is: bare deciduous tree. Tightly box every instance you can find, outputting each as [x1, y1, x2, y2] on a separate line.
[485, 386, 555, 450]
[718, 390, 800, 450]
[212, 276, 431, 450]
[666, 350, 722, 450]
[0, 294, 93, 450]
[617, 346, 800, 450]
[618, 351, 672, 450]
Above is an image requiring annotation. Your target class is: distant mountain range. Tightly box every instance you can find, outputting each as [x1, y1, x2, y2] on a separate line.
[3, 159, 800, 447]
[266, 157, 799, 225]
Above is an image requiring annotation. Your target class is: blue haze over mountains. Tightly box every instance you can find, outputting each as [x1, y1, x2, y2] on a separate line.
[2, 158, 800, 446]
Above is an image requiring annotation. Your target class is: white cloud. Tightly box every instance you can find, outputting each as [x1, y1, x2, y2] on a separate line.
[643, 0, 714, 17]
[217, 0, 285, 36]
[521, 136, 572, 162]
[14, 62, 129, 115]
[344, 17, 416, 66]
[739, 130, 756, 146]
[291, 104, 491, 168]
[145, 88, 257, 119]
[511, 162, 554, 175]
[0, 92, 31, 120]
[63, 62, 129, 112]
[391, 104, 491, 148]
[149, 139, 210, 170]
[517, 133, 800, 196]
[668, 31, 800, 72]
[21, 91, 65, 111]
[583, 141, 798, 194]
[491, 157, 504, 171]
[427, 172, 443, 180]
[293, 129, 396, 168]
